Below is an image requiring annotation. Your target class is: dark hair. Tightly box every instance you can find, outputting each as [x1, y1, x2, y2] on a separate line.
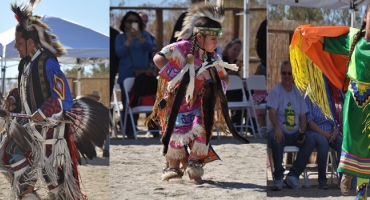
[194, 17, 222, 30]
[347, 4, 370, 68]
[119, 11, 144, 32]
[280, 60, 291, 72]
[222, 38, 242, 58]
[191, 17, 222, 54]
[16, 24, 40, 44]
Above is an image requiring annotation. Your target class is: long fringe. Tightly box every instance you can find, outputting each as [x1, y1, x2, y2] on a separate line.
[290, 33, 333, 120]
[191, 140, 209, 156]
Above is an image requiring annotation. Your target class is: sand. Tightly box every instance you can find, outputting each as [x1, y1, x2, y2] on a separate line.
[110, 132, 363, 200]
[110, 134, 266, 200]
[0, 147, 109, 200]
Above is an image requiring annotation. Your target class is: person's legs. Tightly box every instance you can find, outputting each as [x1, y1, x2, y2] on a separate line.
[162, 139, 188, 182]
[286, 132, 315, 188]
[187, 136, 209, 184]
[313, 134, 329, 186]
[103, 135, 110, 157]
[268, 130, 287, 181]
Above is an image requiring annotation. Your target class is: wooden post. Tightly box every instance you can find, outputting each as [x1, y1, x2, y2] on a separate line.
[156, 9, 163, 51]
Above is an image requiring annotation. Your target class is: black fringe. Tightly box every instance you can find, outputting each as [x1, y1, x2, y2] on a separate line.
[161, 71, 190, 155]
[201, 82, 216, 145]
[211, 68, 250, 144]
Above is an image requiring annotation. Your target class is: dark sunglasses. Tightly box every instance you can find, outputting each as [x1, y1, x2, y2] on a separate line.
[281, 71, 292, 76]
[126, 19, 139, 24]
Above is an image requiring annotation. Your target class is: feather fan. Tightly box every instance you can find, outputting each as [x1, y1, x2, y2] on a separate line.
[66, 97, 109, 160]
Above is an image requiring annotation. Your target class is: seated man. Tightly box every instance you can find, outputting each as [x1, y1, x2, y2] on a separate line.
[305, 95, 342, 189]
[267, 60, 315, 190]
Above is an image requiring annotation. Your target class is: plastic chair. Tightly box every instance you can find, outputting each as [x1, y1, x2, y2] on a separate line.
[122, 77, 159, 141]
[246, 75, 267, 137]
[267, 146, 339, 188]
[110, 76, 122, 138]
[226, 75, 258, 137]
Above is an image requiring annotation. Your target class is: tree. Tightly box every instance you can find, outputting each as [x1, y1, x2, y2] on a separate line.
[90, 63, 109, 76]
[63, 66, 86, 77]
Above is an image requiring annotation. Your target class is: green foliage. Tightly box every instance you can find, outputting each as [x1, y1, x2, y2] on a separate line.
[63, 67, 84, 77]
[90, 63, 109, 76]
[268, 4, 357, 26]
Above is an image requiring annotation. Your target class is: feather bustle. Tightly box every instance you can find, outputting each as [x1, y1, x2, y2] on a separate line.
[175, 3, 225, 40]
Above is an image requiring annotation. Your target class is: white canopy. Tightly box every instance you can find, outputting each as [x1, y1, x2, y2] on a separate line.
[0, 15, 109, 63]
[268, 0, 369, 27]
[0, 15, 109, 93]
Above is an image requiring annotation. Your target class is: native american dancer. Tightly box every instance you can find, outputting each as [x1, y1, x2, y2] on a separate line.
[0, 1, 109, 199]
[290, 3, 370, 199]
[147, 2, 249, 184]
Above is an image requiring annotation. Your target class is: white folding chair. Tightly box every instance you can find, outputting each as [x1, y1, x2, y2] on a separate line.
[226, 75, 258, 137]
[122, 77, 159, 141]
[246, 75, 267, 137]
[110, 76, 122, 138]
[267, 146, 310, 187]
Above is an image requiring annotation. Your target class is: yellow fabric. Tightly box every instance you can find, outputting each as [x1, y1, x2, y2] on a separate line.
[290, 25, 350, 119]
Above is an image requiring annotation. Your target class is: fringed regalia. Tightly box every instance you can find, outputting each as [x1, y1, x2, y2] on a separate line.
[147, 2, 249, 183]
[290, 25, 370, 179]
[0, 1, 109, 199]
[154, 40, 228, 161]
[147, 39, 249, 164]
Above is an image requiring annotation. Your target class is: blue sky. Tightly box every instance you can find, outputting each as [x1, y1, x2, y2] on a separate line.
[0, 0, 110, 78]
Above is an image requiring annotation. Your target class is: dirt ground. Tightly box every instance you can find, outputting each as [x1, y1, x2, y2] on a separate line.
[0, 147, 109, 200]
[110, 134, 266, 200]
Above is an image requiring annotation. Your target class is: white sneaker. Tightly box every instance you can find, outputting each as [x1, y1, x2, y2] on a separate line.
[284, 175, 302, 189]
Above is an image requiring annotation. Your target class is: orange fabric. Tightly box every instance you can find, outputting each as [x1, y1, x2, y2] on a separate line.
[291, 25, 350, 90]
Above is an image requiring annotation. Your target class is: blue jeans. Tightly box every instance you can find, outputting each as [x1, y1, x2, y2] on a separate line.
[268, 130, 315, 180]
[311, 133, 342, 184]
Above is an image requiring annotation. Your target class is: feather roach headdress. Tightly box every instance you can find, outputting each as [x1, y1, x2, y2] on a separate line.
[11, 0, 66, 56]
[175, 2, 225, 41]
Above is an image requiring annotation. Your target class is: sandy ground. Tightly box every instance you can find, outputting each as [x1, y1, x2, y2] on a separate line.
[0, 147, 109, 200]
[110, 134, 266, 200]
[111, 129, 363, 200]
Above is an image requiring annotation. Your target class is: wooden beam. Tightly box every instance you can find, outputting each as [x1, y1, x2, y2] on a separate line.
[233, 9, 240, 39]
[156, 9, 163, 51]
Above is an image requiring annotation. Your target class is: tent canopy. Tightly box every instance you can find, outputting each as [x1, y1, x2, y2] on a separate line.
[0, 15, 109, 64]
[0, 15, 109, 93]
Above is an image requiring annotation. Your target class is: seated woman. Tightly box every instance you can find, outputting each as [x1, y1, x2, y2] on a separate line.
[305, 95, 342, 189]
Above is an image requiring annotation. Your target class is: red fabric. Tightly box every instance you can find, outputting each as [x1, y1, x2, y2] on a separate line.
[2, 141, 10, 165]
[39, 96, 62, 118]
[65, 128, 87, 200]
[291, 25, 350, 90]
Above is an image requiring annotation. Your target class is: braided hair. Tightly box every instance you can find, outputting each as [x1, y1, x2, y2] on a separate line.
[347, 3, 370, 67]
[190, 17, 222, 55]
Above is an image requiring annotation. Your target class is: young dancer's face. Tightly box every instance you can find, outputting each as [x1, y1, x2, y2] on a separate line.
[197, 34, 219, 53]
[364, 8, 370, 40]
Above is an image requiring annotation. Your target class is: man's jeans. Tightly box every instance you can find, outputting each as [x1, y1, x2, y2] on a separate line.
[311, 133, 342, 184]
[268, 130, 315, 180]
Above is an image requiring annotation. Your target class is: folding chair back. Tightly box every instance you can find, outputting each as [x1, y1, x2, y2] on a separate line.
[246, 75, 267, 136]
[110, 76, 122, 138]
[122, 77, 159, 141]
[226, 75, 258, 137]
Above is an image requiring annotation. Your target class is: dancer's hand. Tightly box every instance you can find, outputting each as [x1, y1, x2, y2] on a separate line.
[4, 96, 16, 111]
[30, 111, 44, 122]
